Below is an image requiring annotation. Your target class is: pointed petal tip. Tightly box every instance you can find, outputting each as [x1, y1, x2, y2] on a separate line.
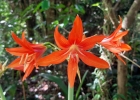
[54, 26, 69, 49]
[99, 62, 109, 69]
[5, 48, 9, 52]
[11, 31, 15, 34]
[75, 14, 81, 20]
[21, 31, 26, 38]
[78, 50, 109, 69]
[118, 16, 122, 24]
[11, 32, 17, 37]
[22, 76, 26, 81]
[68, 15, 83, 44]
[115, 53, 126, 65]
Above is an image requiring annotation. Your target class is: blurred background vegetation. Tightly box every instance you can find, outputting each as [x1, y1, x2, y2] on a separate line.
[0, 0, 140, 100]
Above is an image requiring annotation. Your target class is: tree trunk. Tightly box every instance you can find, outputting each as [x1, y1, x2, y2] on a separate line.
[122, 0, 140, 29]
[117, 60, 127, 99]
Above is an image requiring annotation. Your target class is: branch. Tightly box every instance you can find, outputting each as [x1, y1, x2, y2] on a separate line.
[102, 0, 118, 27]
[122, 0, 140, 29]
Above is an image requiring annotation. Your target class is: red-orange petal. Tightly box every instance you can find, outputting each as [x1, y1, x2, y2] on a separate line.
[12, 32, 33, 51]
[21, 32, 30, 45]
[21, 32, 26, 41]
[107, 17, 122, 39]
[8, 58, 24, 71]
[99, 43, 123, 53]
[78, 50, 109, 68]
[12, 32, 28, 48]
[6, 47, 32, 56]
[119, 43, 131, 51]
[114, 53, 126, 65]
[38, 49, 70, 66]
[79, 35, 106, 50]
[113, 30, 128, 41]
[22, 62, 35, 81]
[107, 47, 122, 53]
[68, 15, 83, 44]
[54, 26, 70, 49]
[99, 41, 129, 53]
[67, 55, 78, 88]
[22, 37, 35, 51]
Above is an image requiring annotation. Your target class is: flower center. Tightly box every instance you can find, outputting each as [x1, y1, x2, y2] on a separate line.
[19, 53, 36, 72]
[111, 39, 122, 47]
[69, 44, 79, 53]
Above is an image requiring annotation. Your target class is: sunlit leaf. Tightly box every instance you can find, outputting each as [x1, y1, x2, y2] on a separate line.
[63, 16, 70, 26]
[4, 84, 17, 97]
[0, 85, 6, 100]
[33, 2, 42, 13]
[55, 4, 65, 9]
[91, 2, 100, 7]
[93, 94, 101, 99]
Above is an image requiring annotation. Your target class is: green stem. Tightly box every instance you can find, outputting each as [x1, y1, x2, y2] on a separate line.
[68, 84, 74, 100]
[61, 27, 70, 33]
[50, 42, 60, 50]
[0, 85, 6, 100]
[44, 42, 60, 51]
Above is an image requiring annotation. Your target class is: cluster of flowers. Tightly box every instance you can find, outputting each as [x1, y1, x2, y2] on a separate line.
[6, 15, 131, 88]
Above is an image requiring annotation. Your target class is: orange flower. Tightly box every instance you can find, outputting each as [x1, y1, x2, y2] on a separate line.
[38, 15, 109, 88]
[6, 32, 46, 81]
[99, 17, 131, 64]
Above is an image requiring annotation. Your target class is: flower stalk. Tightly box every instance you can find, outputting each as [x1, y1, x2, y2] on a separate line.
[68, 84, 74, 100]
[120, 53, 140, 68]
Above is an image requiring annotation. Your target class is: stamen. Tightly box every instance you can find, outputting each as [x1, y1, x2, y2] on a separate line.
[19, 54, 25, 64]
[24, 63, 29, 72]
[24, 54, 29, 64]
[26, 53, 35, 63]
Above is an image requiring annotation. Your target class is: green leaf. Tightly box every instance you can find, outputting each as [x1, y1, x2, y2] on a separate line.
[20, 4, 34, 18]
[83, 93, 91, 99]
[77, 93, 91, 100]
[41, 0, 50, 11]
[75, 4, 85, 14]
[0, 85, 6, 100]
[39, 73, 68, 99]
[33, 2, 42, 13]
[112, 83, 117, 87]
[113, 94, 127, 100]
[63, 16, 70, 26]
[76, 70, 88, 99]
[4, 84, 17, 97]
[55, 4, 65, 9]
[91, 2, 100, 7]
[93, 94, 101, 100]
